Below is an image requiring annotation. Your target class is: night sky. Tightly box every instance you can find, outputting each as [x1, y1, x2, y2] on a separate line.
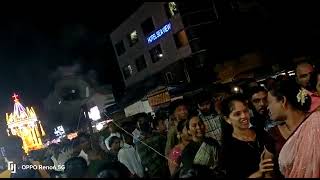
[0, 2, 142, 127]
[1, 1, 320, 129]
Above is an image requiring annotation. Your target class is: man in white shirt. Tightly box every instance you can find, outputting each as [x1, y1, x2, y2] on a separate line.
[118, 132, 144, 178]
[104, 122, 123, 150]
[76, 133, 92, 165]
[104, 132, 121, 150]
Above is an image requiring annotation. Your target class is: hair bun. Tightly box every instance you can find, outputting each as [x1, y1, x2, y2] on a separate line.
[271, 80, 311, 112]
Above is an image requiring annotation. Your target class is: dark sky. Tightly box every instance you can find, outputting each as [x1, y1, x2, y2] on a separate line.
[0, 2, 143, 124]
[2, 0, 320, 128]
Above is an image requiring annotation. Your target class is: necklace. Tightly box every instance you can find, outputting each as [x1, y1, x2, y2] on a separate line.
[247, 140, 261, 151]
[232, 130, 256, 142]
[232, 131, 261, 152]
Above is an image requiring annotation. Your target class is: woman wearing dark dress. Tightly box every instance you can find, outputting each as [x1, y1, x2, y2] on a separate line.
[220, 95, 278, 178]
[179, 111, 225, 178]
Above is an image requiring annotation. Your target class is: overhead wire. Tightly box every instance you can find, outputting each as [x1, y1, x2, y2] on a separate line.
[102, 112, 178, 165]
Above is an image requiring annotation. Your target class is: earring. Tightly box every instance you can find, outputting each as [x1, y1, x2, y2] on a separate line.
[177, 134, 181, 140]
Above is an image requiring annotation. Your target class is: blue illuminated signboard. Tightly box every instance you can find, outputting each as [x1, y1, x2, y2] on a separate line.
[146, 22, 171, 44]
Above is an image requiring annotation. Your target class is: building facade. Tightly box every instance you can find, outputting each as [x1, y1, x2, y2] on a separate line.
[110, 2, 194, 88]
[44, 65, 115, 135]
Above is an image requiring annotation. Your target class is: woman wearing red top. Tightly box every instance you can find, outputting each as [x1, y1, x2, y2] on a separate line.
[168, 119, 191, 177]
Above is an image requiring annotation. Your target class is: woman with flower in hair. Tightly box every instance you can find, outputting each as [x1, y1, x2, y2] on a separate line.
[267, 79, 320, 178]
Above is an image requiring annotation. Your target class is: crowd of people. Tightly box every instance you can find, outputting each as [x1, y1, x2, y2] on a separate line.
[0, 60, 320, 178]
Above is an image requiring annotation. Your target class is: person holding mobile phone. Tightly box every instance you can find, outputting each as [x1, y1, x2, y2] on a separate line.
[220, 94, 278, 178]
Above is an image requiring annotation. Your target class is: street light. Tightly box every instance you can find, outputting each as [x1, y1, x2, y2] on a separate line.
[95, 123, 104, 131]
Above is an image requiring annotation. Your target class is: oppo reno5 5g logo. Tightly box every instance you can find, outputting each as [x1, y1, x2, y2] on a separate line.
[7, 161, 65, 174]
[7, 161, 16, 173]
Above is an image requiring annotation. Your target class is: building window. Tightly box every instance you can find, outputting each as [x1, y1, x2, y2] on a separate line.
[166, 72, 174, 83]
[115, 40, 125, 56]
[174, 30, 189, 48]
[149, 44, 163, 63]
[141, 17, 155, 36]
[165, 2, 179, 18]
[182, 10, 216, 25]
[61, 88, 80, 101]
[135, 55, 147, 72]
[128, 30, 139, 47]
[122, 65, 133, 79]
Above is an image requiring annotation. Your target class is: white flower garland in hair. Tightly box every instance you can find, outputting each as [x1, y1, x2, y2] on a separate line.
[296, 88, 308, 105]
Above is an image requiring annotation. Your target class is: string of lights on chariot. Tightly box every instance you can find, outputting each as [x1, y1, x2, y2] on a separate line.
[5, 93, 46, 154]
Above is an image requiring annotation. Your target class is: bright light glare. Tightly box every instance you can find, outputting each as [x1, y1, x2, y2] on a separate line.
[88, 106, 101, 121]
[54, 125, 65, 138]
[96, 123, 104, 131]
[67, 132, 78, 140]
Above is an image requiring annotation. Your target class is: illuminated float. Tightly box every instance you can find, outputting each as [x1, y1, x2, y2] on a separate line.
[5, 93, 45, 154]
